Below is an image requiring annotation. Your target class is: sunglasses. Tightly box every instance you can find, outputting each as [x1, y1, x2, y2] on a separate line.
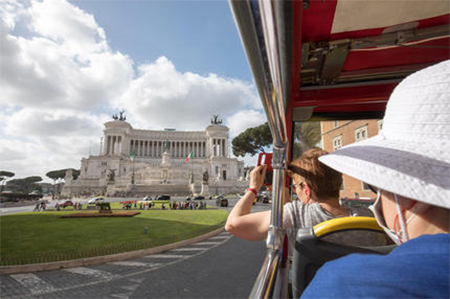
[291, 182, 305, 191]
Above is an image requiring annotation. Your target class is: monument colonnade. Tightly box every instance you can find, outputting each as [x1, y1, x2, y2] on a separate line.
[102, 135, 228, 159]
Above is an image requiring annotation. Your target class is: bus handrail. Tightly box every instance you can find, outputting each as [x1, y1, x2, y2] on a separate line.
[230, 0, 289, 297]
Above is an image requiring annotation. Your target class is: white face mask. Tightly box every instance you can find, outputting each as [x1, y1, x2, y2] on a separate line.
[369, 191, 415, 245]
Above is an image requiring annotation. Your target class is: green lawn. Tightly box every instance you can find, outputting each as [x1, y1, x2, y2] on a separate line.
[0, 209, 228, 266]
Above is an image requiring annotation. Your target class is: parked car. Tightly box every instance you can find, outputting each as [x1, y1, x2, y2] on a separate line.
[119, 200, 136, 205]
[257, 192, 270, 204]
[28, 190, 43, 199]
[137, 196, 152, 205]
[87, 196, 105, 204]
[215, 195, 228, 207]
[193, 196, 205, 200]
[156, 195, 171, 201]
[60, 200, 74, 207]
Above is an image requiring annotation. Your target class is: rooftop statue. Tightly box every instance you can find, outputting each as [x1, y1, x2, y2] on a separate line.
[112, 110, 126, 121]
[211, 115, 223, 125]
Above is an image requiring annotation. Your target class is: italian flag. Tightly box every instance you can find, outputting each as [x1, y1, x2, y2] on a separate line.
[185, 151, 193, 162]
[130, 150, 135, 161]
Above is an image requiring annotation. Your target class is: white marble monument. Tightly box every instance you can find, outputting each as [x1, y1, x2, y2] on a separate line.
[62, 116, 246, 197]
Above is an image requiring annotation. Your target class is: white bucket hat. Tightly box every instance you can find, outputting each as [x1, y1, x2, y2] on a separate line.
[319, 60, 450, 209]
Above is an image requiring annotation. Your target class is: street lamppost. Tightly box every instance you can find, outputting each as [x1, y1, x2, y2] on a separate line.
[131, 150, 135, 196]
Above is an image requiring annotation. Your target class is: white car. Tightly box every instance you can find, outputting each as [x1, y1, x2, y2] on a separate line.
[137, 195, 153, 205]
[87, 196, 105, 204]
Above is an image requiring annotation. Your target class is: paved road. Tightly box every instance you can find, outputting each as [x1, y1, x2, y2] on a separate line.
[0, 199, 271, 298]
[0, 205, 35, 215]
[1, 232, 267, 299]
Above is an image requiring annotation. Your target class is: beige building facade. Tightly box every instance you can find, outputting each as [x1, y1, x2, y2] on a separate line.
[321, 119, 383, 199]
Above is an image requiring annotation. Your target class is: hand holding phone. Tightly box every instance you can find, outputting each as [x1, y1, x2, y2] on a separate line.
[257, 153, 273, 186]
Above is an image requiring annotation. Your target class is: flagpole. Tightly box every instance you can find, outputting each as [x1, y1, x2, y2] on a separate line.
[131, 151, 135, 196]
[190, 152, 193, 196]
[186, 150, 193, 195]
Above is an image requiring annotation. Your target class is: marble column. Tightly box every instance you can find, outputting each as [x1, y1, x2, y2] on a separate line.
[222, 139, 225, 157]
[106, 136, 110, 155]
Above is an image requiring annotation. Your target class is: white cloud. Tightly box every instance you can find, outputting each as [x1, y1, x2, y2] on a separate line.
[226, 109, 267, 138]
[0, 0, 262, 181]
[4, 109, 107, 137]
[0, 0, 26, 30]
[0, 135, 99, 181]
[28, 0, 108, 56]
[0, 0, 134, 111]
[115, 56, 261, 130]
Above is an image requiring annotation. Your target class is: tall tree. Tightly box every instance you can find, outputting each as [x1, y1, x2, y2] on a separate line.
[46, 169, 68, 197]
[46, 169, 67, 182]
[0, 171, 15, 192]
[232, 122, 272, 157]
[46, 168, 79, 197]
[291, 122, 322, 158]
[6, 176, 42, 193]
[232, 122, 321, 158]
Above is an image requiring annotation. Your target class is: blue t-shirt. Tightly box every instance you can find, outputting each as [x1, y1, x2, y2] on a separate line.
[301, 234, 450, 298]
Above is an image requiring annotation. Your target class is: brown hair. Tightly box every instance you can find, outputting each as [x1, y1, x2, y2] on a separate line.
[287, 148, 342, 201]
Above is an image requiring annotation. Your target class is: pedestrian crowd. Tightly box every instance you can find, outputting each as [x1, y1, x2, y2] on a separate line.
[33, 201, 46, 212]
[126, 200, 208, 210]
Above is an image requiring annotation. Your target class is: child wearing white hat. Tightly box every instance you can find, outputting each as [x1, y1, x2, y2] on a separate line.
[302, 60, 450, 298]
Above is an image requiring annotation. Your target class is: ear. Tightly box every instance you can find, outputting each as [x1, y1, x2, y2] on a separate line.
[303, 182, 311, 199]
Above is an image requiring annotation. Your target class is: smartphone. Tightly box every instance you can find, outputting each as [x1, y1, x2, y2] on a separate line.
[257, 153, 273, 186]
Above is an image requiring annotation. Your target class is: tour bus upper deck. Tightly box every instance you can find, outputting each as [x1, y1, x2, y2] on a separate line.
[229, 0, 449, 297]
[231, 0, 449, 119]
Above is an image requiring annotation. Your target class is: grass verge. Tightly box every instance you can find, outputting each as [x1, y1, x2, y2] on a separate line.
[0, 209, 228, 266]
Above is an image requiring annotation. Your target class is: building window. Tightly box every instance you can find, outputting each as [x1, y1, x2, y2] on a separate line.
[333, 120, 339, 128]
[222, 170, 227, 180]
[340, 177, 345, 191]
[378, 120, 384, 131]
[222, 163, 227, 168]
[333, 135, 342, 151]
[362, 182, 371, 191]
[355, 125, 368, 142]
[101, 162, 107, 166]
[215, 166, 219, 175]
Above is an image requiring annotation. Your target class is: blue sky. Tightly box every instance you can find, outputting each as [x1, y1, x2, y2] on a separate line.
[70, 0, 253, 81]
[0, 0, 265, 180]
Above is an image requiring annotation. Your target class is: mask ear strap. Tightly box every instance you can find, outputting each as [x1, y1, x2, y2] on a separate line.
[395, 194, 409, 241]
[407, 201, 433, 226]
